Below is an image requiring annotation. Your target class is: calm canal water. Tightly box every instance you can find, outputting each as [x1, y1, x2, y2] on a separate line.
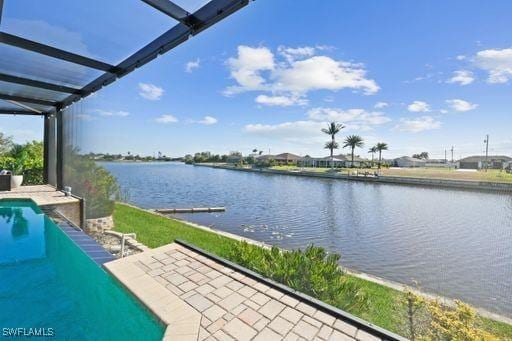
[102, 162, 512, 317]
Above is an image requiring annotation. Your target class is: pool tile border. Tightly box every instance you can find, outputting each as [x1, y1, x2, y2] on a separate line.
[43, 208, 114, 265]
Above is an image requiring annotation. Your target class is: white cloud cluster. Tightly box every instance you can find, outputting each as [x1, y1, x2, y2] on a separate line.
[407, 101, 430, 112]
[196, 116, 218, 125]
[395, 116, 441, 133]
[139, 83, 164, 100]
[155, 114, 178, 123]
[374, 102, 388, 109]
[244, 120, 326, 145]
[185, 59, 200, 73]
[446, 99, 478, 112]
[244, 105, 392, 144]
[474, 48, 512, 83]
[225, 46, 275, 94]
[225, 45, 379, 106]
[255, 95, 308, 107]
[307, 107, 391, 129]
[447, 70, 474, 85]
[277, 46, 316, 63]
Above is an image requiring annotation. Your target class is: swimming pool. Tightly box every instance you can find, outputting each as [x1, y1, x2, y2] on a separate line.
[0, 199, 164, 340]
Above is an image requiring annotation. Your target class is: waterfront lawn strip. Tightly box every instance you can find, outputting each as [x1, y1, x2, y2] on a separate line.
[113, 202, 512, 339]
[270, 165, 512, 183]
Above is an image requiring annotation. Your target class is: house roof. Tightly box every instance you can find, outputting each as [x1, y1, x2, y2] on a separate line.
[274, 153, 303, 161]
[335, 154, 368, 162]
[255, 154, 275, 161]
[394, 156, 426, 162]
[459, 155, 512, 163]
[316, 156, 345, 161]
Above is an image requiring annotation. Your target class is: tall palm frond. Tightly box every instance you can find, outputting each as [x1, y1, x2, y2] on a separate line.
[376, 142, 389, 169]
[343, 135, 364, 167]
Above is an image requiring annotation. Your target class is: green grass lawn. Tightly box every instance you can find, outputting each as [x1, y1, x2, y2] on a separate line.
[113, 202, 512, 339]
[270, 165, 512, 183]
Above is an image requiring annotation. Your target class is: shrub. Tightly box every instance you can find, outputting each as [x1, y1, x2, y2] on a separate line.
[226, 241, 368, 311]
[398, 289, 498, 340]
[426, 300, 498, 341]
[63, 147, 119, 218]
[0, 141, 44, 185]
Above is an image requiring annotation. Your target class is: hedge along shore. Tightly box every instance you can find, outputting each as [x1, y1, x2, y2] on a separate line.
[115, 202, 512, 326]
[194, 163, 512, 193]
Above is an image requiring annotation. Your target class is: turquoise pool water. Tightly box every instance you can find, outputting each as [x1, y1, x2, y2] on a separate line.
[0, 200, 164, 340]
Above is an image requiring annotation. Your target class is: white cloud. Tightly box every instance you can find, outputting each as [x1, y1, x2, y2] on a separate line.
[456, 55, 466, 61]
[155, 114, 178, 123]
[185, 59, 200, 73]
[474, 48, 512, 83]
[407, 101, 430, 112]
[224, 45, 379, 102]
[95, 110, 130, 117]
[274, 56, 379, 95]
[244, 120, 326, 145]
[446, 99, 478, 112]
[138, 83, 164, 100]
[197, 116, 218, 125]
[307, 107, 391, 128]
[277, 46, 316, 63]
[243, 108, 389, 145]
[447, 70, 474, 85]
[395, 116, 441, 133]
[374, 102, 388, 109]
[255, 94, 308, 107]
[224, 46, 275, 95]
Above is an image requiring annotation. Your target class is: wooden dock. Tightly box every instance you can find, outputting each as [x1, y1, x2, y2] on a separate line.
[155, 207, 225, 214]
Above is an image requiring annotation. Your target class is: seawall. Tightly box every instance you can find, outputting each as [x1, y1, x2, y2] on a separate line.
[195, 164, 512, 193]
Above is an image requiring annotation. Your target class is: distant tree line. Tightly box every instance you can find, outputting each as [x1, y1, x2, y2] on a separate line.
[85, 152, 173, 162]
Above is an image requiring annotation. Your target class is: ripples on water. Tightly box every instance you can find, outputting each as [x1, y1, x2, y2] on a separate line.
[102, 162, 512, 317]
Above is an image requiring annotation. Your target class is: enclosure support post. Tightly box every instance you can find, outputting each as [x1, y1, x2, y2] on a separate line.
[56, 110, 64, 190]
[43, 115, 50, 183]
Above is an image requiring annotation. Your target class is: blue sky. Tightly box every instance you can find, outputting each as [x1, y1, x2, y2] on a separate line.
[1, 0, 512, 159]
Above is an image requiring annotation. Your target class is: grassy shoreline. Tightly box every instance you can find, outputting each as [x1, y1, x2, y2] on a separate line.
[270, 165, 512, 183]
[112, 202, 512, 339]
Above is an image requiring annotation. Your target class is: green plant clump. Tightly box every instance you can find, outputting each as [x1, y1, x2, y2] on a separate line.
[226, 241, 368, 312]
[0, 139, 44, 185]
[64, 146, 119, 218]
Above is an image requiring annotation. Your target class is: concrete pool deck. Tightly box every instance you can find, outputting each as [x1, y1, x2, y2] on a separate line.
[0, 185, 83, 226]
[105, 242, 401, 341]
[0, 185, 78, 205]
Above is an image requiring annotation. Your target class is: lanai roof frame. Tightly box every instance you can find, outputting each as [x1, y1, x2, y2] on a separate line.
[0, 0, 250, 115]
[0, 0, 250, 187]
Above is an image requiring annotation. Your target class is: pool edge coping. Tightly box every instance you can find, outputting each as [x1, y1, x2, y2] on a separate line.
[104, 244, 202, 341]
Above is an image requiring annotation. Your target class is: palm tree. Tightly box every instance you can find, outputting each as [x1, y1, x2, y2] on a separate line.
[376, 142, 388, 169]
[324, 141, 339, 164]
[321, 122, 345, 169]
[368, 146, 378, 163]
[343, 135, 364, 168]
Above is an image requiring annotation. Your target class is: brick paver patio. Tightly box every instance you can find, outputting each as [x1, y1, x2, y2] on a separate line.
[106, 243, 388, 341]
